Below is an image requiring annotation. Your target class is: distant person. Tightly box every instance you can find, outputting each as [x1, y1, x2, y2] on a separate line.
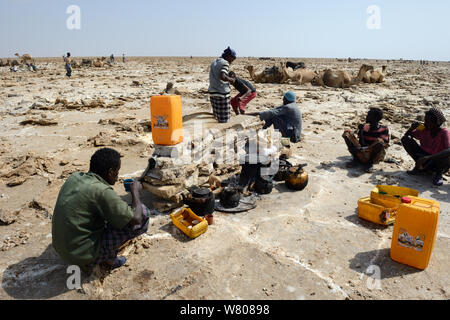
[10, 65, 18, 72]
[208, 47, 237, 123]
[64, 52, 72, 77]
[52, 148, 151, 273]
[110, 54, 115, 63]
[402, 108, 449, 186]
[228, 71, 257, 115]
[249, 91, 302, 143]
[123, 54, 126, 63]
[342, 107, 390, 173]
[26, 62, 38, 72]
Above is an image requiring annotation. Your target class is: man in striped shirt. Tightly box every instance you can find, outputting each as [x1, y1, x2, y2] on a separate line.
[343, 107, 390, 172]
[208, 47, 236, 123]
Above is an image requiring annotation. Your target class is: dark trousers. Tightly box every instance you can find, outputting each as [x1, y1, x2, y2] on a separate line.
[83, 205, 151, 273]
[402, 136, 450, 174]
[65, 63, 72, 77]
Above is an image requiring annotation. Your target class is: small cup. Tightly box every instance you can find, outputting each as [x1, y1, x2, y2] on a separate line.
[123, 179, 134, 192]
[205, 214, 214, 225]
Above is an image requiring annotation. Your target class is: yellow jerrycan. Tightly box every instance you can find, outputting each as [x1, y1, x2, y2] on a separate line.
[150, 95, 183, 146]
[390, 196, 440, 270]
[371, 185, 419, 208]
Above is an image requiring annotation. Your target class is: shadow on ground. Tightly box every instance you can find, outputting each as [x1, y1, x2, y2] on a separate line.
[1, 245, 72, 299]
[159, 222, 193, 243]
[349, 248, 422, 279]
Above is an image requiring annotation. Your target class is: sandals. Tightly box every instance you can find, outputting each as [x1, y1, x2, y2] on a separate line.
[103, 256, 127, 270]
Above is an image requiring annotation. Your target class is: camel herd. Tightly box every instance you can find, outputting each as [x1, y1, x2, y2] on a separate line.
[1, 53, 388, 88]
[245, 62, 387, 88]
[0, 53, 114, 69]
[0, 53, 35, 67]
[71, 57, 112, 68]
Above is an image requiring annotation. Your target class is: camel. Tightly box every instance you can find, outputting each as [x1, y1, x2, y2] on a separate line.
[281, 63, 317, 85]
[71, 60, 81, 68]
[82, 59, 93, 67]
[363, 66, 387, 83]
[93, 61, 103, 67]
[93, 57, 107, 67]
[9, 59, 19, 67]
[245, 65, 286, 84]
[311, 64, 374, 88]
[15, 53, 33, 64]
[286, 61, 306, 70]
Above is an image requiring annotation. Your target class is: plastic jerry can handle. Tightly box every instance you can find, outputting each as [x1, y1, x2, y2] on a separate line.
[401, 197, 412, 204]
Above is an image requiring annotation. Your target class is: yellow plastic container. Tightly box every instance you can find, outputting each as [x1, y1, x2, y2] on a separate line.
[150, 95, 183, 146]
[358, 197, 397, 225]
[390, 196, 440, 270]
[371, 185, 419, 208]
[170, 207, 208, 239]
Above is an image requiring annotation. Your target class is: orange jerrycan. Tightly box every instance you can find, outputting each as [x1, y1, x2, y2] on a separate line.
[150, 95, 183, 146]
[390, 196, 440, 270]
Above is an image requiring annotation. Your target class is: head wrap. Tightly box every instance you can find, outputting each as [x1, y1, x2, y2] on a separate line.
[222, 47, 237, 59]
[427, 107, 446, 127]
[284, 91, 296, 103]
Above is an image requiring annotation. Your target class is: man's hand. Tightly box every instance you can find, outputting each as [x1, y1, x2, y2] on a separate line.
[409, 122, 420, 131]
[131, 181, 143, 194]
[130, 181, 144, 227]
[416, 156, 430, 170]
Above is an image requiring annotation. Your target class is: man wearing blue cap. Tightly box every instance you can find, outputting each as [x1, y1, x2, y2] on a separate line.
[208, 47, 237, 123]
[249, 92, 302, 143]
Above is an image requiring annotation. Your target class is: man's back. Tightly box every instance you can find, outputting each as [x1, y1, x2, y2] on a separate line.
[209, 57, 230, 95]
[260, 102, 302, 142]
[52, 172, 133, 266]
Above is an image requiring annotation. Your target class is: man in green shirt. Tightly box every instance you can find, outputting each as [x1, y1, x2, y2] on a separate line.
[52, 148, 150, 273]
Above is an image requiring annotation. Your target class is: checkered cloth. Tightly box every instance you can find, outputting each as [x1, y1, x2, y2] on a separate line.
[94, 204, 151, 264]
[210, 95, 231, 123]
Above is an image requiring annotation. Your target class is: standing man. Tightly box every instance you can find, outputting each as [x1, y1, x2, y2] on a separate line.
[228, 71, 257, 115]
[401, 107, 449, 186]
[249, 91, 302, 143]
[64, 52, 72, 77]
[123, 54, 126, 63]
[208, 47, 237, 123]
[52, 148, 151, 273]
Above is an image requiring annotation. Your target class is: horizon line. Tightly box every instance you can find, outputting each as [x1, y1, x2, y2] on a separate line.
[2, 55, 449, 62]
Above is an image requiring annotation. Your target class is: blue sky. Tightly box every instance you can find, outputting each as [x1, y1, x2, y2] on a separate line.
[1, 0, 449, 60]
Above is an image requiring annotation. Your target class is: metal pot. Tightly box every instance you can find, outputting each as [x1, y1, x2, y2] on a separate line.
[183, 187, 215, 216]
[274, 159, 293, 182]
[253, 177, 274, 194]
[220, 187, 241, 209]
[285, 164, 309, 191]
